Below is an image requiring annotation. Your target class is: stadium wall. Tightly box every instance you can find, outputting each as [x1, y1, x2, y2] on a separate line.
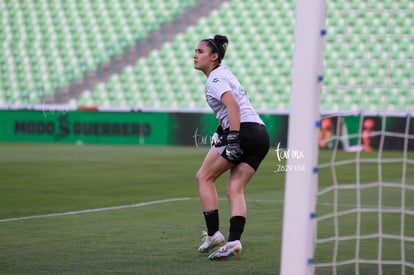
[1, 110, 412, 150]
[0, 110, 288, 147]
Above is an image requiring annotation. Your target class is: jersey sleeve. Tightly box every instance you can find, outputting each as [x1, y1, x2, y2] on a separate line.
[206, 75, 232, 101]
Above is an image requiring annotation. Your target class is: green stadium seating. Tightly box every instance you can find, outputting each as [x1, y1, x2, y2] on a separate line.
[0, 0, 196, 104]
[58, 0, 290, 110]
[73, 0, 412, 112]
[1, 0, 413, 112]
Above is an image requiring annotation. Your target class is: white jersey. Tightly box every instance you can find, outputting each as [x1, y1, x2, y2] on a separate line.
[205, 66, 264, 129]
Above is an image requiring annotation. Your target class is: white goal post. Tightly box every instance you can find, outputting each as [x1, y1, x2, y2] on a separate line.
[281, 0, 414, 274]
[280, 0, 326, 274]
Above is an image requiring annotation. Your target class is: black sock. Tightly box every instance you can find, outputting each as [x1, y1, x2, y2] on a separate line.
[203, 209, 219, 236]
[228, 216, 246, 242]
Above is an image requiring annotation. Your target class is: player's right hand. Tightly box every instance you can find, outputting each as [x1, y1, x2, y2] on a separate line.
[225, 131, 243, 161]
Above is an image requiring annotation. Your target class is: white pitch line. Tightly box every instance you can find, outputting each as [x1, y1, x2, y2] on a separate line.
[0, 197, 191, 223]
[7, 197, 396, 224]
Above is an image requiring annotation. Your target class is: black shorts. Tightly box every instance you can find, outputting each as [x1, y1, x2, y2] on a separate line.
[214, 122, 270, 171]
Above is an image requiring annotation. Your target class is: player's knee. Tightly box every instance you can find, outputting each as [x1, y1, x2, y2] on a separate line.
[195, 170, 202, 183]
[196, 169, 208, 184]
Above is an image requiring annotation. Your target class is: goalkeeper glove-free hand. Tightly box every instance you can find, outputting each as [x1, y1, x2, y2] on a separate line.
[225, 131, 243, 161]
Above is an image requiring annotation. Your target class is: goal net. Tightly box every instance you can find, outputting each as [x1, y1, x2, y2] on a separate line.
[281, 0, 414, 274]
[316, 113, 414, 274]
[314, 0, 414, 274]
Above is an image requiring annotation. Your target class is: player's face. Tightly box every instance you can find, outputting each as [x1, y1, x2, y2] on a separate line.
[194, 41, 217, 73]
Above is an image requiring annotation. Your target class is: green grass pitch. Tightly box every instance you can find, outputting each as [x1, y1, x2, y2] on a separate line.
[0, 143, 413, 274]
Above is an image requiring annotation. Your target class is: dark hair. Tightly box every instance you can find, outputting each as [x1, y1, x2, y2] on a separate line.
[203, 34, 229, 63]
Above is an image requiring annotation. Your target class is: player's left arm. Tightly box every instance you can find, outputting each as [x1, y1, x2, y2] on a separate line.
[221, 91, 240, 131]
[221, 91, 243, 161]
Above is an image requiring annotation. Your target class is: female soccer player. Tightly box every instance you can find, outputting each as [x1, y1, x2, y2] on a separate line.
[193, 34, 270, 260]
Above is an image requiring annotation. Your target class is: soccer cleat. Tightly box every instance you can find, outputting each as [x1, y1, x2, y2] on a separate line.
[208, 240, 242, 261]
[198, 231, 225, 253]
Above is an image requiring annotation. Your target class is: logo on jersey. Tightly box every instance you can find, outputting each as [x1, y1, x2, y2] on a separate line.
[239, 87, 247, 97]
[213, 78, 219, 83]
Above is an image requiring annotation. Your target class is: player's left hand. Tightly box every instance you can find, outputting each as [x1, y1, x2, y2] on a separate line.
[225, 131, 243, 161]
